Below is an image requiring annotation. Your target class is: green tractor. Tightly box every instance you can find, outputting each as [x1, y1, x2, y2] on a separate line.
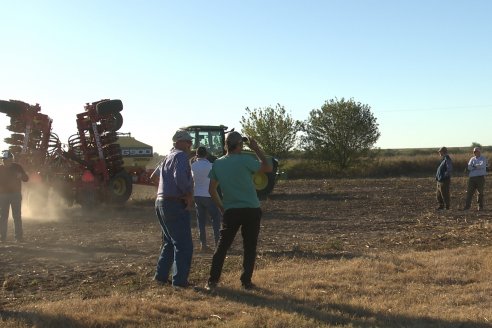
[184, 125, 279, 200]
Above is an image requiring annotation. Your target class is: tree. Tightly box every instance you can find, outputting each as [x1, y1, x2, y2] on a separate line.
[240, 104, 303, 158]
[302, 98, 380, 169]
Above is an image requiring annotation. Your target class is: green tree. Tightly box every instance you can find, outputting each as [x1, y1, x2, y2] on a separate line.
[240, 104, 302, 158]
[302, 98, 380, 169]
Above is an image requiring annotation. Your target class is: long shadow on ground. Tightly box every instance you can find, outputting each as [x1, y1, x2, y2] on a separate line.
[211, 287, 492, 328]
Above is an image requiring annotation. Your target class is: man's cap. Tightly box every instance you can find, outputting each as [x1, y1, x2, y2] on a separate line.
[1, 150, 14, 160]
[225, 131, 244, 150]
[172, 130, 193, 142]
[438, 147, 447, 153]
[473, 147, 481, 153]
[196, 146, 207, 158]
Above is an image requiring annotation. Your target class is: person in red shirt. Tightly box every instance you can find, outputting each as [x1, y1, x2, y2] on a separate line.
[0, 150, 29, 242]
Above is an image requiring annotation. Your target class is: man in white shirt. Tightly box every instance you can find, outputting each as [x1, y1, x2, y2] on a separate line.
[191, 147, 221, 251]
[463, 147, 488, 211]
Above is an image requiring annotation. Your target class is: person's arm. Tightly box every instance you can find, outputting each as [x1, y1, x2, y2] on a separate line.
[209, 178, 224, 215]
[247, 138, 272, 173]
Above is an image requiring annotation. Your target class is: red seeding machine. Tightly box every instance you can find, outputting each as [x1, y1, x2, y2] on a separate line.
[0, 99, 135, 208]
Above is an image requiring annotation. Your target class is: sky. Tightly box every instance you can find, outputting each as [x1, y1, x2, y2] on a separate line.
[1, 0, 491, 155]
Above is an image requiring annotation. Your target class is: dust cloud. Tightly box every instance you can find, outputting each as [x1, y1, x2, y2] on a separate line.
[22, 186, 73, 222]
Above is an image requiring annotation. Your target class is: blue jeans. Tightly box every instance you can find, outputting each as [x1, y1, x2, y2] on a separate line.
[194, 196, 221, 247]
[0, 193, 23, 241]
[154, 198, 193, 287]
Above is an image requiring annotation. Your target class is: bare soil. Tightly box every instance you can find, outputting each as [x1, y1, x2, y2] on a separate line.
[1, 177, 491, 310]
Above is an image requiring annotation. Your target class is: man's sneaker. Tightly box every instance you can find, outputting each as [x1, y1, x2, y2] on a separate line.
[241, 282, 256, 290]
[462, 207, 470, 211]
[204, 281, 217, 292]
[436, 206, 444, 211]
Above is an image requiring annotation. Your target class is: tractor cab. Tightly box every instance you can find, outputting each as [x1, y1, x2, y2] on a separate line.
[184, 124, 228, 160]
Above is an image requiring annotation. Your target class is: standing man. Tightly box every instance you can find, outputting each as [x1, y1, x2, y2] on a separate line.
[205, 132, 272, 291]
[191, 146, 221, 252]
[0, 150, 29, 242]
[435, 146, 453, 210]
[463, 147, 487, 211]
[154, 130, 194, 288]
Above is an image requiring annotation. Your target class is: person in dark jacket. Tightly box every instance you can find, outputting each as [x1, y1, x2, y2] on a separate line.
[435, 147, 453, 210]
[0, 150, 29, 242]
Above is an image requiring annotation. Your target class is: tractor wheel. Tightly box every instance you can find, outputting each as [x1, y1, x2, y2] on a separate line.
[4, 137, 24, 146]
[7, 122, 26, 133]
[108, 170, 132, 204]
[96, 99, 123, 116]
[103, 112, 123, 132]
[10, 133, 24, 141]
[0, 100, 22, 116]
[254, 159, 279, 200]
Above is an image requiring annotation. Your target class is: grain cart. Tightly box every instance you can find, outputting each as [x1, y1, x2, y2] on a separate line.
[116, 132, 155, 185]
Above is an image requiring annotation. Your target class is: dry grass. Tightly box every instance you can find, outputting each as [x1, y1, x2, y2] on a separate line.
[2, 248, 491, 327]
[283, 150, 485, 179]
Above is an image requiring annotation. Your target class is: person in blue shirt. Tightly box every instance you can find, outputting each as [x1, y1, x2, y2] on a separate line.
[463, 147, 488, 211]
[154, 130, 194, 288]
[205, 131, 272, 291]
[435, 147, 453, 210]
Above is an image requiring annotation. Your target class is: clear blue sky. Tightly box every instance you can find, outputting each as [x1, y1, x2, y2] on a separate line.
[1, 0, 491, 155]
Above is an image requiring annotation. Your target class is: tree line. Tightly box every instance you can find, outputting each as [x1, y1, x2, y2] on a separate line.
[240, 97, 380, 169]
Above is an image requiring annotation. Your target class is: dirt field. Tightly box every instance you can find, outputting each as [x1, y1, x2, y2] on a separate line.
[1, 177, 491, 318]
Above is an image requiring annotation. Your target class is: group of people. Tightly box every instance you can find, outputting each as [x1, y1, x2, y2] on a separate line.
[153, 129, 272, 290]
[435, 146, 488, 211]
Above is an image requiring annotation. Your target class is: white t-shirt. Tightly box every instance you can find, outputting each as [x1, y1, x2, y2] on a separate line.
[191, 158, 212, 197]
